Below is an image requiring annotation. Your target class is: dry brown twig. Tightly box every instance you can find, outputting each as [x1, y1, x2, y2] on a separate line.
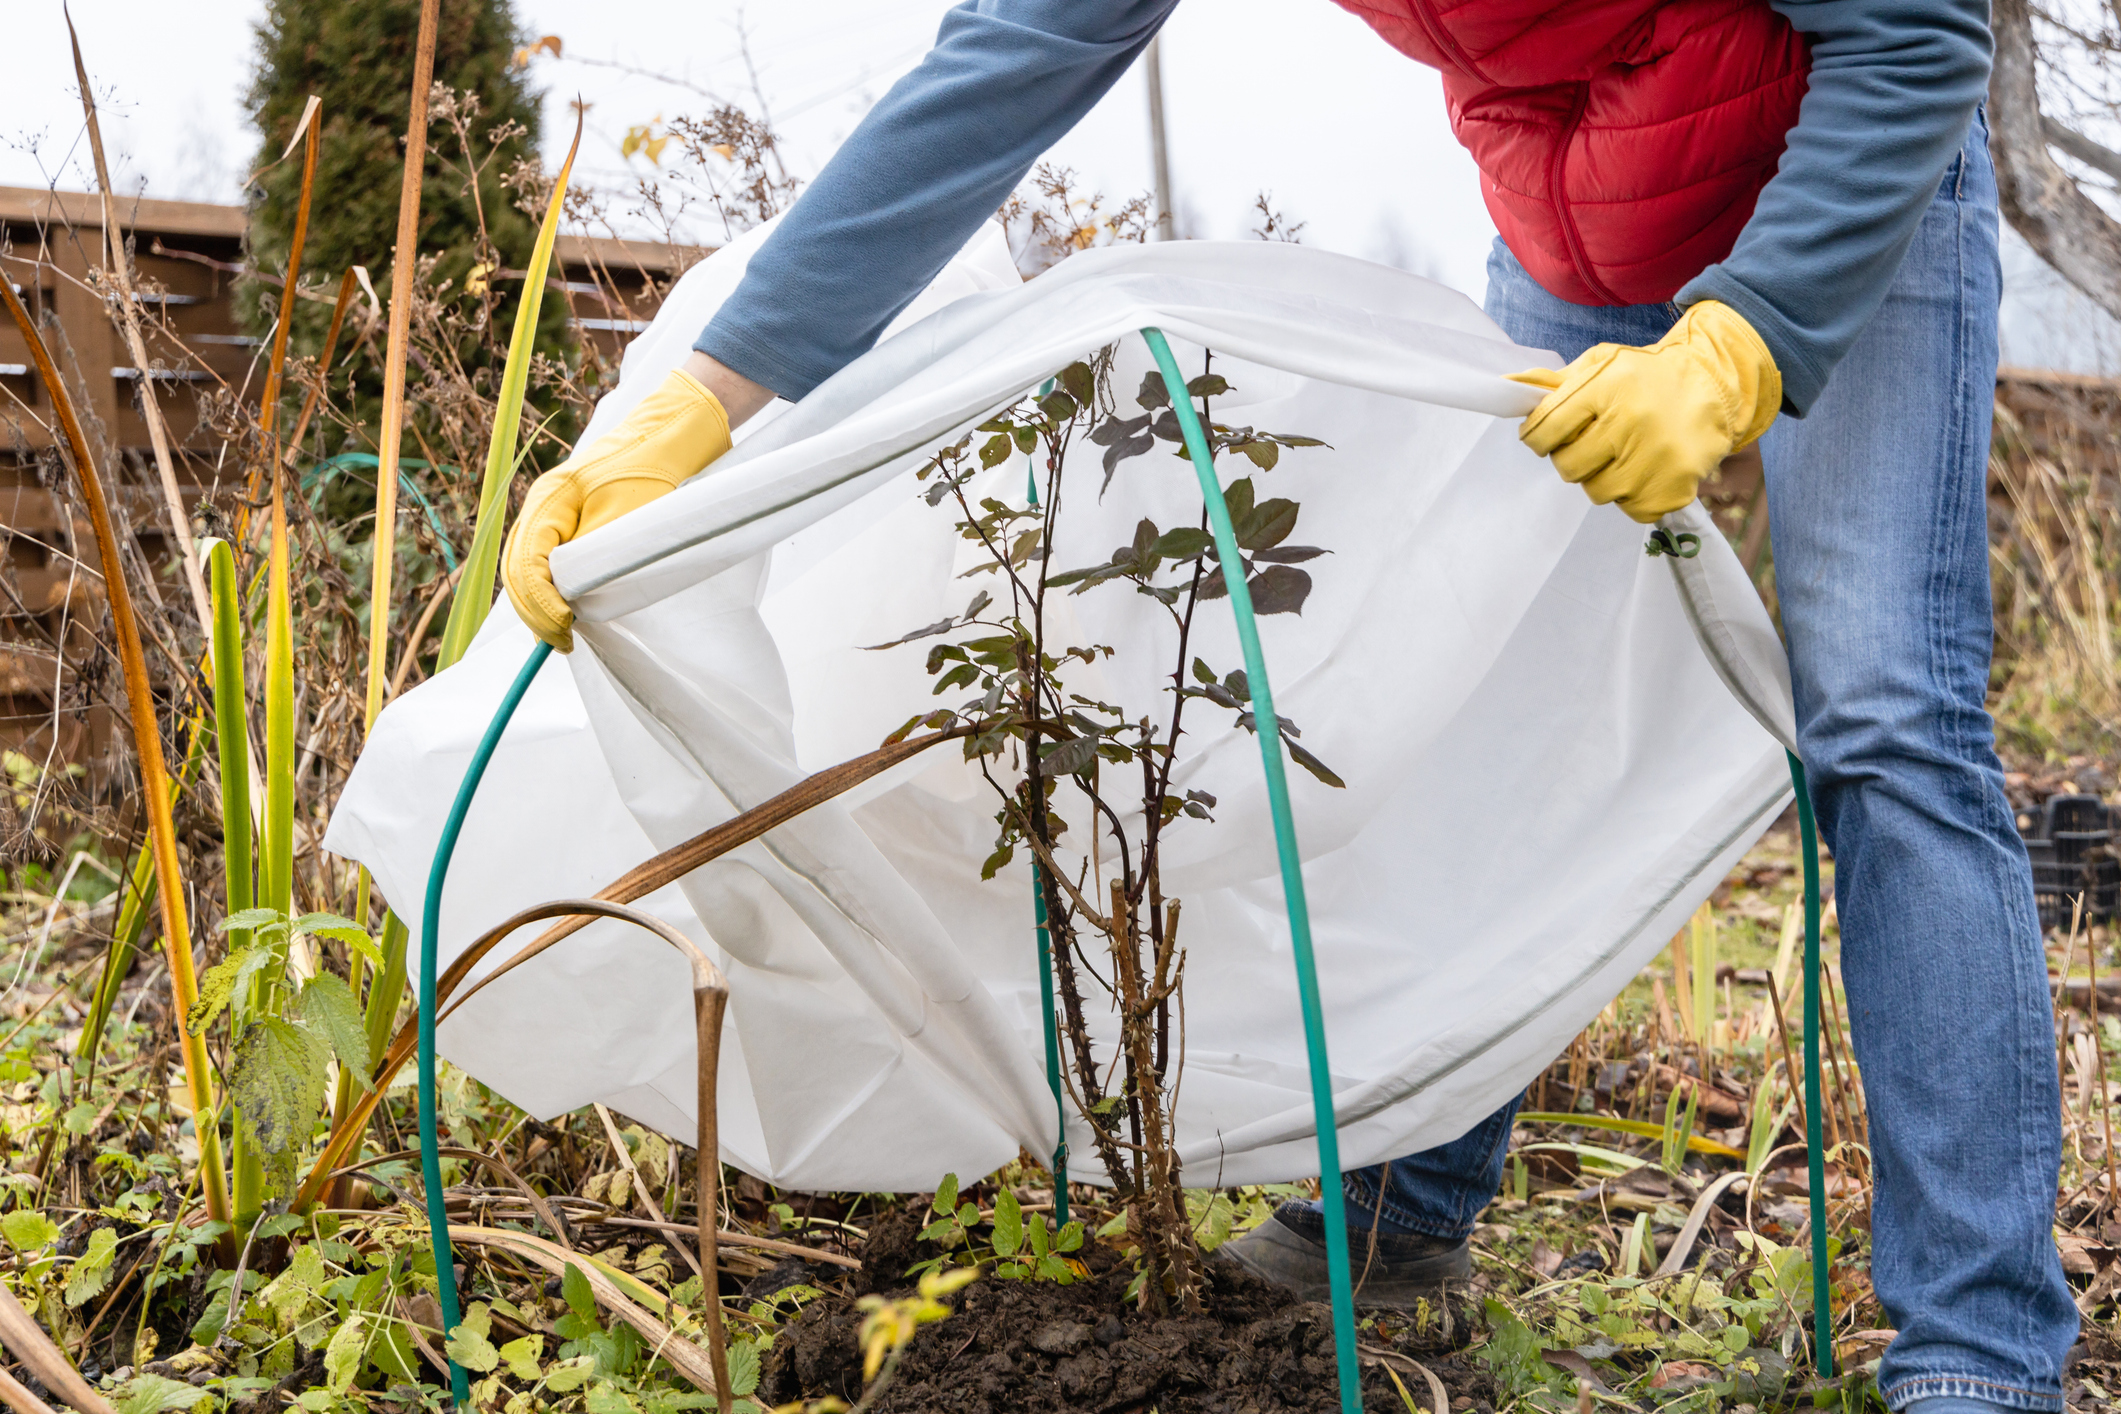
[64, 7, 214, 635]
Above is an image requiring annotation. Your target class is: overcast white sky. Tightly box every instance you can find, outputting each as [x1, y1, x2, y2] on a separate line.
[9, 0, 2117, 371]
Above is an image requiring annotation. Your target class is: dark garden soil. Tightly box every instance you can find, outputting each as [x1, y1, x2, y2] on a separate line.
[764, 1205, 1500, 1414]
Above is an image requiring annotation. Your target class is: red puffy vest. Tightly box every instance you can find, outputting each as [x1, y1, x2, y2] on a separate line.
[1334, 0, 1810, 305]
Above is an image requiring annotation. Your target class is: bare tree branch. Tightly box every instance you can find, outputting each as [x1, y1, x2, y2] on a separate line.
[2045, 115, 2121, 184]
[1993, 0, 2121, 321]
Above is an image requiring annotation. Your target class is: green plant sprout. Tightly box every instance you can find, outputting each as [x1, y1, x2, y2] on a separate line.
[910, 1173, 1088, 1284]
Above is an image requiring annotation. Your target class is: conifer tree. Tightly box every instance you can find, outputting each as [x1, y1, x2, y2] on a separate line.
[245, 0, 575, 470]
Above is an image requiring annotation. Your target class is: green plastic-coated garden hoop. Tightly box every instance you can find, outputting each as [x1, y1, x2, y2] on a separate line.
[1789, 751, 1833, 1376]
[419, 638, 552, 1407]
[1139, 327, 1362, 1414]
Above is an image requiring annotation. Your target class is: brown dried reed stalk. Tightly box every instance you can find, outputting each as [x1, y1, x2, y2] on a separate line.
[366, 0, 443, 731]
[0, 277, 231, 1232]
[293, 722, 968, 1209]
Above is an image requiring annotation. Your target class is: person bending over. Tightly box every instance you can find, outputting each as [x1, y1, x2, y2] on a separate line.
[503, 4, 2074, 1408]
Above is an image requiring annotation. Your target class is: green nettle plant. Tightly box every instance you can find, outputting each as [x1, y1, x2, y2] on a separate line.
[197, 539, 379, 1220]
[913, 1174, 1087, 1284]
[874, 349, 1338, 1312]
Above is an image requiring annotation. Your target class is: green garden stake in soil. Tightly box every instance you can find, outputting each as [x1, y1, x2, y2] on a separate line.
[1032, 863, 1070, 1224]
[1025, 375, 1071, 1225]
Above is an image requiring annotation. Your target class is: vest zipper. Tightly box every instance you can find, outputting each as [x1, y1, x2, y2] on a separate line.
[1402, 0, 1489, 83]
[1550, 83, 1624, 305]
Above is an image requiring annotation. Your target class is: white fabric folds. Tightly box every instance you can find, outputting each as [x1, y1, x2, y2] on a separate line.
[326, 226, 1794, 1192]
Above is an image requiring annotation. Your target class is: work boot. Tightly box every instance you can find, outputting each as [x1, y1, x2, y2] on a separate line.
[1218, 1202, 1470, 1309]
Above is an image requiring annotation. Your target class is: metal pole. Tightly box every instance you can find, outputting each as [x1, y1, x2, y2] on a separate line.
[1145, 35, 1175, 240]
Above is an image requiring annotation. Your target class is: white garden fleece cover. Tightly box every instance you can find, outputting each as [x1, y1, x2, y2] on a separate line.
[326, 221, 1799, 1192]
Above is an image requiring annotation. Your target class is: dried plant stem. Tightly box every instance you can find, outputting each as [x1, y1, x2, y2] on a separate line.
[1764, 973, 1809, 1140]
[0, 277, 230, 1233]
[594, 1103, 701, 1280]
[282, 267, 359, 470]
[365, 0, 442, 731]
[1814, 959, 1852, 1152]
[66, 12, 212, 635]
[2088, 941, 2119, 1209]
[389, 565, 464, 700]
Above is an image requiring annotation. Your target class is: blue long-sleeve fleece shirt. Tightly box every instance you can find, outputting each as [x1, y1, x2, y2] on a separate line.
[695, 0, 1992, 416]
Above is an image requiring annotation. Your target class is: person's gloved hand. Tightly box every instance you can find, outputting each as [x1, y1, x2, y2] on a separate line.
[1507, 299, 1780, 524]
[502, 369, 731, 651]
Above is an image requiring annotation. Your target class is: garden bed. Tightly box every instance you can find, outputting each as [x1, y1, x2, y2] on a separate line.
[762, 1205, 1498, 1414]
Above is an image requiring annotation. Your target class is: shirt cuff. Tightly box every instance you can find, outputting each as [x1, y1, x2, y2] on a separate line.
[1677, 267, 1831, 419]
[693, 317, 829, 404]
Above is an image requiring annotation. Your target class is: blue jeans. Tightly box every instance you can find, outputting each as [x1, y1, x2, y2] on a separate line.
[1336, 116, 2076, 1409]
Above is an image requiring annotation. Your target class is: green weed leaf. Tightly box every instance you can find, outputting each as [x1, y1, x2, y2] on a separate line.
[229, 1016, 331, 1169]
[2, 1210, 58, 1252]
[323, 1315, 365, 1393]
[64, 1225, 116, 1306]
[562, 1261, 599, 1322]
[726, 1338, 762, 1397]
[113, 1373, 212, 1414]
[991, 1190, 1023, 1258]
[188, 942, 277, 1036]
[367, 1319, 419, 1383]
[543, 1356, 596, 1392]
[445, 1303, 499, 1373]
[299, 973, 374, 1087]
[292, 913, 382, 969]
[499, 1333, 544, 1380]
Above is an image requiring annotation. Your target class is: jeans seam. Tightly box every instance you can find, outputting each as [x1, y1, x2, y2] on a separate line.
[1962, 163, 2046, 1368]
[1930, 153, 2033, 1368]
[1926, 141, 2052, 1378]
[1881, 1371, 2067, 1412]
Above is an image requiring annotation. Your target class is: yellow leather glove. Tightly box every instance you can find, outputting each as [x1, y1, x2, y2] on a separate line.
[1507, 299, 1780, 524]
[502, 369, 731, 651]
